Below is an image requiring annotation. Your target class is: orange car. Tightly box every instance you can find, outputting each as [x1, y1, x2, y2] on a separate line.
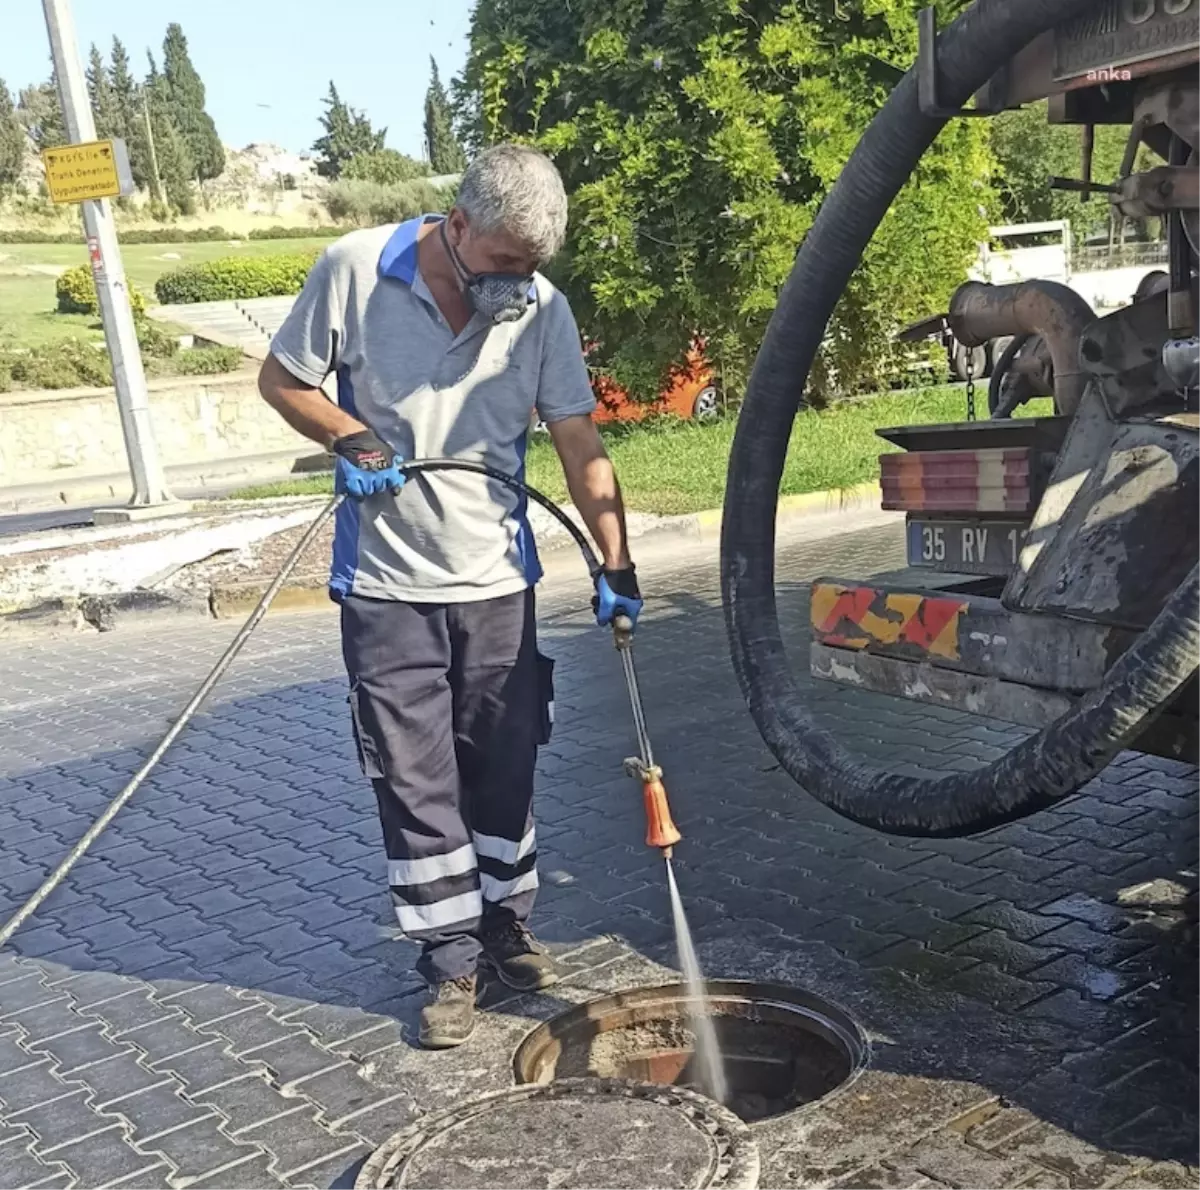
[532, 348, 719, 432]
[591, 349, 719, 425]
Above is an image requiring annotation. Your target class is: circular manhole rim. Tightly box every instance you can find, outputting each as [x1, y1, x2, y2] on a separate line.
[354, 1077, 761, 1190]
[512, 979, 870, 1118]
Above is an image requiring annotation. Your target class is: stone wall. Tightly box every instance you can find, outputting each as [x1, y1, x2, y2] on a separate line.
[0, 370, 317, 492]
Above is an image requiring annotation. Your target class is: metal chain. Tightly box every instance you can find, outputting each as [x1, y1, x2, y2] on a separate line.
[965, 346, 977, 422]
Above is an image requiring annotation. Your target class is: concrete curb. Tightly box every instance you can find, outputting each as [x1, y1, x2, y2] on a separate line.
[691, 481, 882, 539]
[0, 481, 886, 639]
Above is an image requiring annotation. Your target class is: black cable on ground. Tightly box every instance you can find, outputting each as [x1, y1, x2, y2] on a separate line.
[720, 0, 1199, 837]
[0, 459, 597, 947]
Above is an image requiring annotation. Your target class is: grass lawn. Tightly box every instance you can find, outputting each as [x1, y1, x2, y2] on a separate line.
[229, 388, 1055, 516]
[0, 237, 333, 349]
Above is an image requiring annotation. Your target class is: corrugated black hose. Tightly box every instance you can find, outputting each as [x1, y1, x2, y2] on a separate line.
[720, 0, 1199, 836]
[0, 459, 600, 947]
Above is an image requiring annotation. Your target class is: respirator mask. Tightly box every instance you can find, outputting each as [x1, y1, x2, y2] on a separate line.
[441, 220, 534, 324]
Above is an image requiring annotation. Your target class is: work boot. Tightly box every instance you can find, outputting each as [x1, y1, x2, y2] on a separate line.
[479, 921, 561, 991]
[418, 974, 478, 1049]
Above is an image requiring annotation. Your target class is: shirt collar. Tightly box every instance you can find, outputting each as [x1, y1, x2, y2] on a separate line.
[379, 212, 540, 305]
[378, 213, 444, 285]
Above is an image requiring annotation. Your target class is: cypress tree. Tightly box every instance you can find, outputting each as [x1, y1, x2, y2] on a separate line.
[160, 23, 224, 181]
[0, 79, 25, 188]
[145, 51, 195, 213]
[17, 75, 65, 151]
[424, 58, 466, 174]
[86, 44, 120, 139]
[109, 38, 153, 191]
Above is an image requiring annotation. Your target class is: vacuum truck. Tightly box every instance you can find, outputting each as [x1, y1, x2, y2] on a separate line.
[721, 0, 1198, 837]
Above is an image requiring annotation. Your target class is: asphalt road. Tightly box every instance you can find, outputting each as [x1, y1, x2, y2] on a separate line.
[0, 508, 101, 538]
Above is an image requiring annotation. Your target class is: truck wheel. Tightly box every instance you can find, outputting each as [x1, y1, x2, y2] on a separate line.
[950, 340, 987, 383]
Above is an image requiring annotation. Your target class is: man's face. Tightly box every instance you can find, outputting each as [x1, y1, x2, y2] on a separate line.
[446, 209, 538, 278]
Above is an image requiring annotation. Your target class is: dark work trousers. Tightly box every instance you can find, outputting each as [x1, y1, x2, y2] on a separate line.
[340, 587, 552, 984]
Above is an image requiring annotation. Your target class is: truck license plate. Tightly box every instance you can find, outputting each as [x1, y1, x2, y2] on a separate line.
[907, 517, 1026, 576]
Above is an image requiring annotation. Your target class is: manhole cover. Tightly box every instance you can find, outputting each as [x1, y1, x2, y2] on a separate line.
[513, 980, 867, 1122]
[355, 1079, 759, 1190]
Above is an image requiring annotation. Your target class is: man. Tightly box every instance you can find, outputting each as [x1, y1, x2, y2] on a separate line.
[258, 144, 642, 1049]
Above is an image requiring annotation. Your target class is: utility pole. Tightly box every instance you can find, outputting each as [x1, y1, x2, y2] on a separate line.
[42, 0, 178, 518]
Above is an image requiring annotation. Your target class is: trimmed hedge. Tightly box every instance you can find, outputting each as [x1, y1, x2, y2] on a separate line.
[0, 338, 243, 389]
[1, 226, 237, 245]
[154, 250, 320, 304]
[0, 225, 345, 246]
[0, 229, 80, 244]
[247, 225, 344, 240]
[170, 345, 245, 374]
[54, 265, 97, 314]
[120, 226, 237, 244]
[56, 264, 147, 317]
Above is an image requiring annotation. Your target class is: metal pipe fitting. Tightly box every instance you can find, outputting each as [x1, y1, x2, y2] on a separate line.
[948, 280, 1097, 417]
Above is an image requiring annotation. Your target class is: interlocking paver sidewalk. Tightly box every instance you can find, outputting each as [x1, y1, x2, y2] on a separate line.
[0, 523, 1194, 1188]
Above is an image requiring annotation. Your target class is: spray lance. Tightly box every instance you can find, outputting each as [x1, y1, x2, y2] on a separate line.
[612, 613, 682, 859]
[0, 456, 681, 949]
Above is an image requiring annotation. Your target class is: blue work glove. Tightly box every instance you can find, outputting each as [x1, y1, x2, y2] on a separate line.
[593, 565, 643, 630]
[332, 429, 406, 499]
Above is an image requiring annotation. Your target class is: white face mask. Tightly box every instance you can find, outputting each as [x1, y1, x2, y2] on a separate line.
[441, 221, 533, 324]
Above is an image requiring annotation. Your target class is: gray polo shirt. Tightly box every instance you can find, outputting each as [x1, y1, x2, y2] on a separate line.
[269, 215, 596, 604]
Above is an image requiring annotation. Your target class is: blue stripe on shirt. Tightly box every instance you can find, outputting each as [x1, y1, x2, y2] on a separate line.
[329, 364, 361, 601]
[514, 428, 542, 586]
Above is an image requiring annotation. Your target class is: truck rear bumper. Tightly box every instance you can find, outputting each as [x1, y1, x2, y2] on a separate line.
[809, 572, 1198, 763]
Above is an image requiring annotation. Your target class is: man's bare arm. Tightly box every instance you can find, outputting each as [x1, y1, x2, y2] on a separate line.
[546, 414, 632, 571]
[257, 355, 365, 451]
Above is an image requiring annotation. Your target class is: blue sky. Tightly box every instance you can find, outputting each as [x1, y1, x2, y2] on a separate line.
[2, 0, 476, 159]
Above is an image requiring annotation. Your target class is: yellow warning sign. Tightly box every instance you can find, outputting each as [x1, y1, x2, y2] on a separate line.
[41, 140, 124, 204]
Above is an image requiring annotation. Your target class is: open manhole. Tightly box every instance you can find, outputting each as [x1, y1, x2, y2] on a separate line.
[513, 980, 867, 1122]
[355, 1079, 760, 1189]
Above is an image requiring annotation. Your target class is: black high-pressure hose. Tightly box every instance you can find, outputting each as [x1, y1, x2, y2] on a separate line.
[0, 459, 599, 947]
[720, 0, 1199, 837]
[403, 458, 602, 575]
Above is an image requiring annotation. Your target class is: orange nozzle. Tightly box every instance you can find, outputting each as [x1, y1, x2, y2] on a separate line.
[643, 775, 682, 855]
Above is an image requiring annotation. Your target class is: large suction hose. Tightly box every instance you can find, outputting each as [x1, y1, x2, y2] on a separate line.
[720, 0, 1200, 837]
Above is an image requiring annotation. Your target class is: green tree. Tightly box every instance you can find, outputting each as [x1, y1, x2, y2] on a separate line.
[424, 57, 467, 174]
[342, 148, 429, 184]
[989, 100, 1144, 240]
[109, 37, 153, 191]
[312, 82, 386, 179]
[161, 23, 225, 181]
[17, 75, 65, 151]
[146, 51, 195, 214]
[86, 44, 120, 139]
[459, 0, 992, 403]
[0, 79, 25, 189]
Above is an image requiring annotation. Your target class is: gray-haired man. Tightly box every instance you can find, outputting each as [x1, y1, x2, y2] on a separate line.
[258, 145, 643, 1048]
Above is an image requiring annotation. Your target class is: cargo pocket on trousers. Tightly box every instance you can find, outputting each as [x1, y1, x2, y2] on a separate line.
[535, 652, 555, 746]
[347, 686, 385, 779]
